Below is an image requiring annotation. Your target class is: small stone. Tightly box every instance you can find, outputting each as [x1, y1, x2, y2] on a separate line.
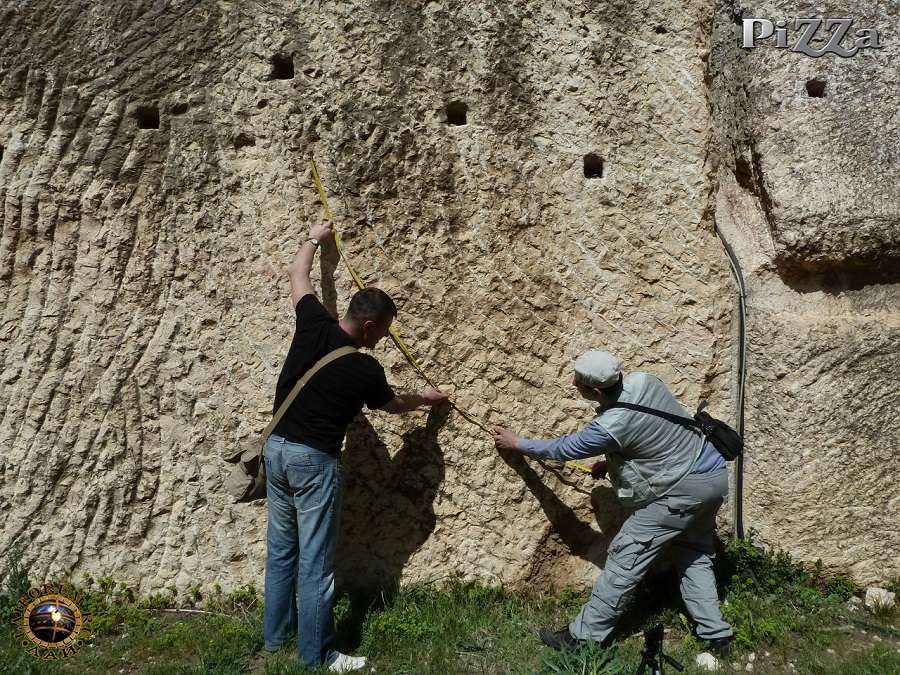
[696, 652, 719, 671]
[745, 664, 753, 672]
[827, 648, 835, 655]
[864, 587, 896, 610]
[748, 652, 756, 662]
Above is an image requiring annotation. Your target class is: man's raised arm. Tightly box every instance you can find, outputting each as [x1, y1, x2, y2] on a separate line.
[287, 222, 334, 306]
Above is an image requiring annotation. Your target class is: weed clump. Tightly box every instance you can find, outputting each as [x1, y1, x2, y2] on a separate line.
[716, 533, 862, 648]
[541, 640, 630, 674]
[823, 574, 855, 602]
[0, 540, 30, 621]
[79, 574, 154, 636]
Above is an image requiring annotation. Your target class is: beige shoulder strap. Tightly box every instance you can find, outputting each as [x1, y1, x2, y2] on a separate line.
[261, 345, 358, 440]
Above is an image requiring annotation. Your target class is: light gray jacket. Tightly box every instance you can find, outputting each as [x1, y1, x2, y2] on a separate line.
[597, 372, 705, 508]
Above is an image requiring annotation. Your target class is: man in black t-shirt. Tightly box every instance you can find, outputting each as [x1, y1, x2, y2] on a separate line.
[262, 221, 447, 672]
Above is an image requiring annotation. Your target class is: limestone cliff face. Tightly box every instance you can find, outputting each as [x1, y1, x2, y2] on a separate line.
[0, 0, 891, 595]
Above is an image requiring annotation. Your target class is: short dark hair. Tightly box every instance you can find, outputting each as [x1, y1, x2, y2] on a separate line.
[347, 287, 397, 323]
[601, 373, 624, 400]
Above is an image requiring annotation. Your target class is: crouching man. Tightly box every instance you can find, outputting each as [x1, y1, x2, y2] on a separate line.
[493, 350, 733, 655]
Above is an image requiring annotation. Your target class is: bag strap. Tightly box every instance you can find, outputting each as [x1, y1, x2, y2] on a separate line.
[603, 401, 707, 501]
[603, 402, 701, 430]
[260, 345, 358, 441]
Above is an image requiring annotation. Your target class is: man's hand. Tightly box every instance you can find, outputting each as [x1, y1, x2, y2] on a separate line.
[419, 387, 449, 406]
[591, 459, 608, 480]
[493, 427, 521, 452]
[288, 222, 335, 306]
[309, 221, 334, 245]
[380, 388, 448, 414]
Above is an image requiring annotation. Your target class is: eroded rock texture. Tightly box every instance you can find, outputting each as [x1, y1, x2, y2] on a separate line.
[0, 0, 736, 594]
[711, 1, 899, 584]
[3, 0, 892, 595]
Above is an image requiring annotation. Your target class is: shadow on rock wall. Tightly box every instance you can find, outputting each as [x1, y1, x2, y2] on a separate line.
[498, 450, 629, 581]
[335, 403, 450, 591]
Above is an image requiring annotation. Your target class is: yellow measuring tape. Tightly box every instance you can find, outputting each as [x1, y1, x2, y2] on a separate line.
[308, 159, 593, 475]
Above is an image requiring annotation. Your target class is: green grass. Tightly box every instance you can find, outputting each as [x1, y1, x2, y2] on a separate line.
[1, 537, 898, 675]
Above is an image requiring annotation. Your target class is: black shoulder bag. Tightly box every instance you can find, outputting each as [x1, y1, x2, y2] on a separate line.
[605, 401, 743, 461]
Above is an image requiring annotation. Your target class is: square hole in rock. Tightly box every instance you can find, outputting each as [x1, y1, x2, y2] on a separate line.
[234, 132, 256, 149]
[806, 78, 826, 98]
[583, 153, 604, 179]
[445, 101, 468, 126]
[270, 54, 295, 80]
[134, 105, 160, 129]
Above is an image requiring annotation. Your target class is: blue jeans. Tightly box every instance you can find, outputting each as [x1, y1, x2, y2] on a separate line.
[263, 435, 342, 667]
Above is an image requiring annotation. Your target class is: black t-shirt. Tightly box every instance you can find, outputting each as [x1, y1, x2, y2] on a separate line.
[272, 294, 395, 454]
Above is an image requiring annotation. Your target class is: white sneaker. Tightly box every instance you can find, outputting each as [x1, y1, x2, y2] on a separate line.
[328, 652, 368, 673]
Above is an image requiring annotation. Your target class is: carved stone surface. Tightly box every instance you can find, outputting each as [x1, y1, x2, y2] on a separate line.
[0, 0, 895, 596]
[711, 1, 899, 585]
[712, 2, 899, 277]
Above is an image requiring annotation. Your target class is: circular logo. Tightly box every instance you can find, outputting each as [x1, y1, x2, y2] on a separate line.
[11, 583, 92, 660]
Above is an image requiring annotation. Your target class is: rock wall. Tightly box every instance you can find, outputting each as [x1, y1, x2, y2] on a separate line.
[710, 1, 899, 584]
[0, 0, 892, 595]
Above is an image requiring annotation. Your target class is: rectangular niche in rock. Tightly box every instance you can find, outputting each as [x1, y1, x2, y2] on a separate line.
[806, 78, 826, 98]
[234, 132, 256, 149]
[270, 54, 295, 80]
[583, 153, 604, 179]
[445, 101, 468, 126]
[133, 105, 160, 129]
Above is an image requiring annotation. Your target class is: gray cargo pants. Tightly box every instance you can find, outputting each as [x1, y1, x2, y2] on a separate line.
[569, 468, 733, 643]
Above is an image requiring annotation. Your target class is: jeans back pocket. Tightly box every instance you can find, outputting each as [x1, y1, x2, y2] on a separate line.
[286, 461, 331, 513]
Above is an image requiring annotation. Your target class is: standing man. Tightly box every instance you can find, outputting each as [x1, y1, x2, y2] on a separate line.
[494, 350, 733, 655]
[264, 221, 447, 672]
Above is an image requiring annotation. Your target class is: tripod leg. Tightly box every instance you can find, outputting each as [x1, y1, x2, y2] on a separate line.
[662, 652, 684, 671]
